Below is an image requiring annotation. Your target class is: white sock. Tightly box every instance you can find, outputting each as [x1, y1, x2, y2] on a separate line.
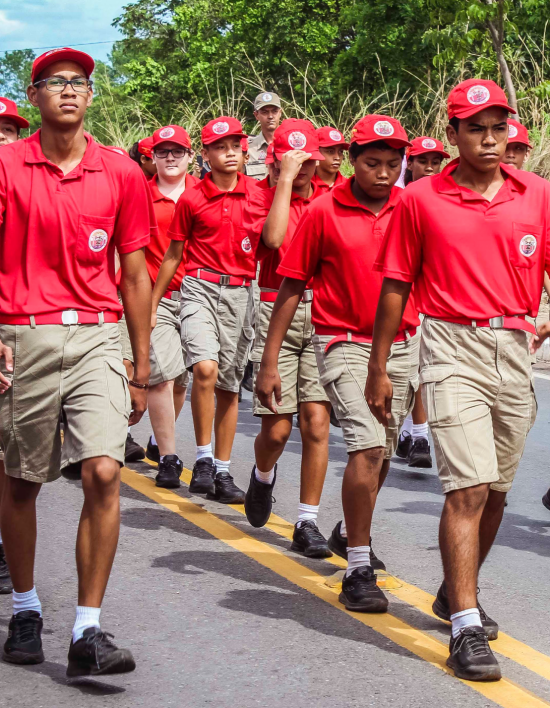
[412, 422, 429, 441]
[255, 465, 275, 485]
[296, 502, 319, 526]
[215, 459, 230, 476]
[150, 432, 157, 446]
[400, 415, 413, 438]
[451, 608, 482, 638]
[196, 443, 213, 462]
[340, 518, 347, 538]
[345, 546, 371, 576]
[13, 587, 42, 616]
[73, 606, 101, 643]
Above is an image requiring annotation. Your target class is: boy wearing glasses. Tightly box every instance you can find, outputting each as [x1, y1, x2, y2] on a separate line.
[0, 48, 155, 676]
[147, 125, 198, 486]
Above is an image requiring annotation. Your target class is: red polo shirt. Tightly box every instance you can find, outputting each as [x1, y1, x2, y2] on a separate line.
[375, 159, 550, 320]
[147, 173, 199, 291]
[312, 171, 345, 195]
[0, 131, 155, 317]
[279, 178, 419, 336]
[168, 172, 261, 279]
[245, 183, 320, 290]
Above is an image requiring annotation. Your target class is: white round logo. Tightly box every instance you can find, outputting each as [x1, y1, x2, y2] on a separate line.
[262, 93, 273, 102]
[212, 121, 229, 135]
[288, 131, 307, 149]
[373, 120, 395, 137]
[88, 229, 108, 253]
[519, 235, 537, 257]
[421, 138, 437, 150]
[467, 85, 490, 106]
[241, 236, 252, 253]
[258, 150, 267, 161]
[159, 127, 175, 139]
[508, 124, 518, 138]
[329, 130, 342, 142]
[0, 102, 6, 114]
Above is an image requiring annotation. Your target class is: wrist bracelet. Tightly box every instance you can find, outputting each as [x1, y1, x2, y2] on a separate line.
[129, 380, 149, 390]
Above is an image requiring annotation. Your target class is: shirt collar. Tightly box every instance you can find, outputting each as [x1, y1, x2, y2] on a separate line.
[436, 156, 526, 200]
[201, 171, 247, 198]
[24, 130, 103, 172]
[290, 180, 319, 204]
[333, 176, 401, 216]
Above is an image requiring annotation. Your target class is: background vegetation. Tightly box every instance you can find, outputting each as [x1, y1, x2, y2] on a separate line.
[3, 0, 550, 174]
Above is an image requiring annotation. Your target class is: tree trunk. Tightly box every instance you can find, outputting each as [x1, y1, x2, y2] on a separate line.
[484, 0, 518, 117]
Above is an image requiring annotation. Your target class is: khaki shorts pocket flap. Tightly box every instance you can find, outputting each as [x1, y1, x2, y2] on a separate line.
[419, 364, 456, 385]
[106, 357, 129, 381]
[180, 302, 202, 320]
[241, 326, 255, 342]
[319, 363, 346, 387]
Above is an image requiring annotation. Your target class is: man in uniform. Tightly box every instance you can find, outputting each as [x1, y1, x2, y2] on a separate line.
[367, 79, 546, 681]
[247, 92, 282, 181]
[0, 47, 154, 676]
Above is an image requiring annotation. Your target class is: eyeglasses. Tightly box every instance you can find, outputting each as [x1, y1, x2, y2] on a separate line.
[154, 148, 188, 159]
[33, 77, 93, 94]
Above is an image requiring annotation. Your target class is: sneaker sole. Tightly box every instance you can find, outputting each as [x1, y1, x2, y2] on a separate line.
[189, 482, 215, 495]
[67, 650, 136, 677]
[290, 541, 333, 559]
[327, 537, 347, 560]
[338, 592, 388, 613]
[125, 450, 145, 463]
[446, 656, 501, 681]
[394, 449, 409, 460]
[408, 456, 433, 469]
[3, 648, 45, 665]
[0, 584, 13, 594]
[155, 478, 181, 489]
[206, 492, 245, 504]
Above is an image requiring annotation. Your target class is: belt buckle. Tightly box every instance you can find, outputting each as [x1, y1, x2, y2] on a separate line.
[489, 316, 504, 329]
[302, 290, 313, 303]
[171, 292, 181, 301]
[61, 310, 79, 326]
[219, 275, 230, 286]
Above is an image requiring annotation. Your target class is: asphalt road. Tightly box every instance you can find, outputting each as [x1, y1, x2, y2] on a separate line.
[2, 374, 550, 708]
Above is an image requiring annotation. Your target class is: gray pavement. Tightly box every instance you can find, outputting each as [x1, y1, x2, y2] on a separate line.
[2, 377, 550, 707]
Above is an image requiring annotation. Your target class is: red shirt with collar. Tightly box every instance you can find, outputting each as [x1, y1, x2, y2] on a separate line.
[147, 173, 199, 291]
[168, 171, 261, 279]
[375, 159, 550, 320]
[279, 178, 419, 335]
[312, 171, 345, 195]
[256, 176, 272, 190]
[246, 182, 320, 290]
[0, 131, 156, 317]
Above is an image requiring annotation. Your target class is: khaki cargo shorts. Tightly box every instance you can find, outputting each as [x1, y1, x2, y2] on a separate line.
[150, 296, 189, 388]
[252, 300, 328, 415]
[0, 323, 130, 484]
[117, 290, 133, 363]
[180, 275, 253, 393]
[314, 333, 420, 456]
[420, 318, 537, 494]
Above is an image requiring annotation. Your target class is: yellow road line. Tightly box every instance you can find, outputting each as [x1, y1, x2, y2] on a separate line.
[122, 466, 550, 708]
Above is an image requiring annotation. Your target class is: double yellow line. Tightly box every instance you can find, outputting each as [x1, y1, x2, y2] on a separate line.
[122, 463, 550, 708]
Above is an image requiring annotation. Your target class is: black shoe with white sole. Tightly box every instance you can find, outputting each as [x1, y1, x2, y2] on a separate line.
[291, 521, 332, 558]
[408, 436, 433, 468]
[189, 457, 216, 495]
[67, 628, 135, 677]
[447, 628, 501, 681]
[339, 566, 388, 613]
[155, 455, 182, 488]
[3, 611, 44, 665]
[244, 465, 276, 528]
[327, 521, 347, 559]
[432, 582, 499, 641]
[207, 472, 246, 504]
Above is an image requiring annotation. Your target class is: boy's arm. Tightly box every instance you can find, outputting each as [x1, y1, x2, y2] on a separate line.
[151, 240, 185, 325]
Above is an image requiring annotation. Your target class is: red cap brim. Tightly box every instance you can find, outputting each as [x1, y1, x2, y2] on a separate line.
[508, 138, 533, 149]
[318, 141, 350, 150]
[202, 131, 248, 146]
[352, 137, 412, 149]
[0, 114, 29, 129]
[408, 147, 450, 159]
[154, 138, 191, 150]
[31, 49, 95, 83]
[450, 101, 515, 120]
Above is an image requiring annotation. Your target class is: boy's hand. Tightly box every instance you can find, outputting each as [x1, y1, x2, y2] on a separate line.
[529, 321, 550, 353]
[279, 150, 312, 182]
[365, 370, 393, 427]
[255, 364, 283, 413]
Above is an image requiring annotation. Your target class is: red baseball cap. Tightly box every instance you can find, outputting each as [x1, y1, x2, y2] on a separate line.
[137, 137, 154, 157]
[350, 115, 411, 149]
[507, 119, 533, 149]
[31, 47, 95, 84]
[106, 146, 130, 157]
[0, 97, 29, 129]
[316, 126, 349, 149]
[153, 125, 192, 150]
[269, 119, 324, 161]
[406, 136, 450, 159]
[447, 79, 515, 120]
[241, 137, 249, 152]
[201, 117, 247, 145]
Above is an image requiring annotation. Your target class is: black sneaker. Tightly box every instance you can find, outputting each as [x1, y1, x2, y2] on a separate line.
[0, 544, 12, 594]
[206, 472, 246, 504]
[395, 430, 412, 459]
[155, 455, 182, 488]
[369, 537, 386, 572]
[432, 583, 499, 641]
[291, 521, 333, 558]
[242, 361, 254, 393]
[327, 521, 348, 559]
[3, 611, 44, 665]
[67, 628, 135, 677]
[339, 566, 388, 613]
[244, 465, 277, 528]
[408, 436, 433, 468]
[542, 488, 550, 512]
[145, 436, 160, 464]
[447, 628, 501, 681]
[189, 457, 216, 495]
[125, 432, 145, 463]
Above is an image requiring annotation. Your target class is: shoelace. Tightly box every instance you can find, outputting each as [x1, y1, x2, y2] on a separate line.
[299, 521, 327, 542]
[14, 619, 40, 643]
[83, 630, 117, 668]
[460, 629, 491, 657]
[412, 437, 429, 453]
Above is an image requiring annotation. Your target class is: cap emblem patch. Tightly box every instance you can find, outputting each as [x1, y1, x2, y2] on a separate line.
[508, 124, 518, 138]
[288, 131, 307, 149]
[421, 138, 437, 149]
[373, 120, 394, 137]
[467, 85, 490, 105]
[159, 127, 175, 139]
[212, 121, 229, 135]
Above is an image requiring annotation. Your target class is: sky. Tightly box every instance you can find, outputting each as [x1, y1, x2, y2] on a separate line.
[0, 0, 130, 64]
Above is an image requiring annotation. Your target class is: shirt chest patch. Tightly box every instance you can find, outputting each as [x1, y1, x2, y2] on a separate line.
[89, 229, 109, 252]
[519, 234, 537, 256]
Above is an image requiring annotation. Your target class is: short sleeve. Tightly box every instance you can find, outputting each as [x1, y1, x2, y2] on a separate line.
[277, 209, 322, 282]
[167, 190, 195, 242]
[114, 166, 157, 254]
[373, 195, 422, 282]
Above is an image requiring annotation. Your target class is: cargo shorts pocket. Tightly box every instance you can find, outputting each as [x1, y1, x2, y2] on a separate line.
[105, 358, 131, 417]
[235, 326, 255, 376]
[420, 364, 457, 426]
[319, 363, 349, 418]
[180, 303, 202, 344]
